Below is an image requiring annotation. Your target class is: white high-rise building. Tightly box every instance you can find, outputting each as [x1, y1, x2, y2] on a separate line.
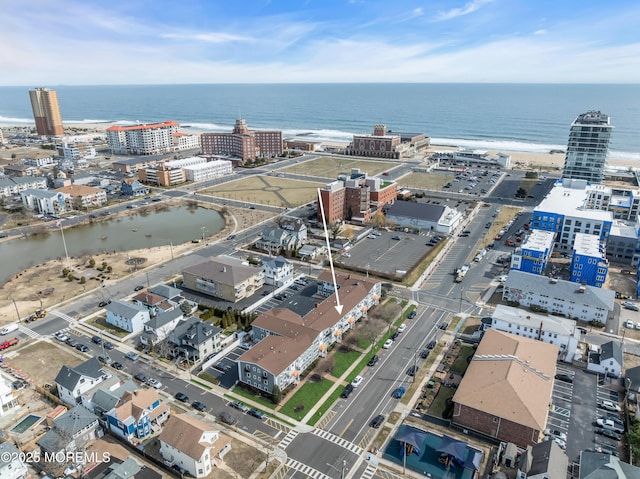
[562, 111, 612, 184]
[106, 121, 180, 155]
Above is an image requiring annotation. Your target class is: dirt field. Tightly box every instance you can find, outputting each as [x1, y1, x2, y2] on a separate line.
[398, 171, 454, 190]
[201, 175, 324, 208]
[483, 205, 522, 249]
[280, 156, 397, 179]
[5, 341, 83, 386]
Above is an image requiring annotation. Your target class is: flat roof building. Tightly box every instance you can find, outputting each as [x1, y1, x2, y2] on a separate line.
[107, 121, 180, 155]
[510, 230, 556, 275]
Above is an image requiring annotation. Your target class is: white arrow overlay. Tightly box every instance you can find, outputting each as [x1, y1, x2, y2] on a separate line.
[317, 188, 343, 315]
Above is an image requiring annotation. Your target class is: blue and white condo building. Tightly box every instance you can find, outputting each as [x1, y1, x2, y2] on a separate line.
[510, 230, 556, 274]
[562, 110, 612, 185]
[570, 233, 608, 287]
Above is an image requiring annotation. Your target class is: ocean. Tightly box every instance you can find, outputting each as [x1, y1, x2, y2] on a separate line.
[0, 83, 638, 160]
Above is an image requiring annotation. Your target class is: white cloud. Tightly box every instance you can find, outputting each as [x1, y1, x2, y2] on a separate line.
[534, 29, 547, 35]
[161, 32, 252, 43]
[434, 0, 494, 22]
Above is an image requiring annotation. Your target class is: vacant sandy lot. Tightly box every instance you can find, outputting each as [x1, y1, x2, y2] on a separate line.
[201, 175, 324, 208]
[5, 341, 82, 386]
[281, 156, 397, 179]
[398, 171, 454, 190]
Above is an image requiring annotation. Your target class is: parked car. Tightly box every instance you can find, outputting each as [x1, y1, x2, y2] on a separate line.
[596, 427, 622, 441]
[102, 341, 115, 350]
[91, 335, 102, 345]
[370, 414, 385, 428]
[248, 408, 265, 420]
[439, 322, 449, 330]
[392, 386, 406, 399]
[54, 332, 69, 342]
[392, 235, 401, 240]
[623, 301, 639, 311]
[219, 411, 237, 425]
[341, 384, 354, 398]
[147, 378, 162, 389]
[391, 331, 400, 340]
[407, 365, 419, 377]
[111, 361, 123, 370]
[97, 354, 112, 365]
[544, 428, 568, 441]
[134, 285, 144, 291]
[75, 343, 89, 352]
[555, 373, 574, 383]
[367, 355, 379, 367]
[598, 400, 621, 412]
[65, 337, 77, 347]
[397, 323, 407, 333]
[134, 372, 148, 383]
[351, 376, 364, 388]
[383, 339, 394, 349]
[98, 301, 108, 308]
[175, 392, 190, 403]
[408, 310, 417, 319]
[420, 348, 430, 359]
[124, 351, 139, 361]
[426, 340, 437, 350]
[192, 401, 207, 412]
[229, 401, 249, 413]
[596, 418, 624, 433]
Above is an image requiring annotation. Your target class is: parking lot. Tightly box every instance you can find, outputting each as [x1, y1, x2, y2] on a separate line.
[336, 230, 437, 277]
[204, 345, 248, 388]
[547, 364, 625, 462]
[252, 278, 321, 316]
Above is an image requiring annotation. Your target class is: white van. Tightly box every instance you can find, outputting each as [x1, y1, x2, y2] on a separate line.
[1, 324, 19, 335]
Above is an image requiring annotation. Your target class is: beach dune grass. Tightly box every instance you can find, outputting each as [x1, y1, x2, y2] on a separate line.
[201, 175, 324, 208]
[282, 157, 397, 179]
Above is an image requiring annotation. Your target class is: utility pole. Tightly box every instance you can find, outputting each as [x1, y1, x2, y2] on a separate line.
[459, 288, 464, 314]
[11, 298, 21, 322]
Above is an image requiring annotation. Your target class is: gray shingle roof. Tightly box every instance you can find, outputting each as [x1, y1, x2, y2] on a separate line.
[0, 441, 21, 468]
[54, 405, 99, 434]
[182, 257, 261, 285]
[263, 255, 290, 269]
[385, 201, 446, 222]
[145, 308, 183, 330]
[520, 440, 568, 478]
[506, 270, 615, 311]
[580, 450, 640, 478]
[600, 341, 623, 367]
[55, 357, 107, 391]
[107, 299, 148, 319]
[149, 284, 182, 300]
[21, 188, 58, 198]
[171, 317, 222, 346]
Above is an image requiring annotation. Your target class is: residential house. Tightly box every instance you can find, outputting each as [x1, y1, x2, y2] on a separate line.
[579, 450, 640, 478]
[502, 270, 615, 323]
[383, 201, 464, 234]
[106, 300, 151, 333]
[159, 413, 231, 478]
[587, 340, 623, 378]
[237, 272, 381, 394]
[131, 291, 177, 316]
[20, 189, 67, 216]
[120, 178, 149, 196]
[3, 164, 39, 177]
[255, 220, 307, 254]
[55, 357, 112, 407]
[140, 308, 184, 348]
[0, 176, 47, 197]
[182, 257, 264, 302]
[451, 329, 557, 448]
[149, 284, 184, 302]
[490, 305, 580, 363]
[518, 440, 568, 479]
[0, 372, 20, 417]
[167, 317, 222, 362]
[37, 405, 101, 456]
[107, 389, 170, 443]
[0, 441, 29, 479]
[262, 256, 294, 287]
[81, 456, 163, 479]
[299, 244, 321, 260]
[55, 184, 107, 209]
[91, 380, 139, 422]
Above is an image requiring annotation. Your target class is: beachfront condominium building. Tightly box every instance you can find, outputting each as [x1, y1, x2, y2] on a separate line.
[562, 111, 613, 184]
[29, 87, 64, 136]
[200, 119, 283, 165]
[106, 121, 180, 155]
[318, 168, 397, 224]
[346, 124, 429, 159]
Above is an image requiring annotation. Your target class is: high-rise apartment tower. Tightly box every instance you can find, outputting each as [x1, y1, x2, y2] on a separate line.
[562, 111, 612, 184]
[29, 88, 64, 136]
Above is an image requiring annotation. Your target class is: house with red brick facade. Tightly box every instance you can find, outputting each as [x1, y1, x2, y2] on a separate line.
[451, 329, 558, 448]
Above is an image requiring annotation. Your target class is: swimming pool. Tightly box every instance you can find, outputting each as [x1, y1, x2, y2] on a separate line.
[383, 425, 482, 479]
[11, 414, 42, 434]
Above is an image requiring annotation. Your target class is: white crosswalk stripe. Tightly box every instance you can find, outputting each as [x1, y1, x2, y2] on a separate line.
[285, 458, 331, 479]
[18, 325, 41, 339]
[361, 464, 377, 479]
[311, 429, 363, 454]
[277, 430, 298, 450]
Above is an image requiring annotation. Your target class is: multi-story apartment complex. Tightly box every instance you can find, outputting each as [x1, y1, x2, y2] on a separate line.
[57, 141, 96, 171]
[318, 169, 397, 224]
[562, 111, 612, 184]
[183, 159, 232, 182]
[106, 121, 180, 155]
[346, 124, 429, 159]
[570, 233, 608, 287]
[54, 184, 107, 210]
[171, 131, 200, 151]
[29, 87, 64, 136]
[182, 257, 264, 303]
[138, 156, 231, 186]
[21, 189, 67, 215]
[510, 230, 555, 274]
[532, 180, 612, 253]
[200, 119, 283, 164]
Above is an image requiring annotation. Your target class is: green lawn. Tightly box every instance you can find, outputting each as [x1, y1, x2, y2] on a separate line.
[279, 379, 335, 421]
[309, 388, 344, 426]
[428, 385, 455, 418]
[451, 345, 475, 374]
[332, 350, 361, 377]
[229, 388, 276, 409]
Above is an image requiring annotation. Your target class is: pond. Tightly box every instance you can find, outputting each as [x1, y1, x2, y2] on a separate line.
[0, 206, 225, 285]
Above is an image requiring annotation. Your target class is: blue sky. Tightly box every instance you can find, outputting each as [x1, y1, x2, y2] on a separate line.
[2, 0, 639, 85]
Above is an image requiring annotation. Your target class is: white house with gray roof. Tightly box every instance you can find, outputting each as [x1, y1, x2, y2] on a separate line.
[491, 305, 579, 363]
[502, 270, 615, 323]
[140, 308, 184, 347]
[0, 441, 29, 479]
[167, 317, 222, 362]
[106, 300, 151, 333]
[37, 405, 101, 455]
[262, 256, 293, 287]
[587, 340, 623, 378]
[518, 440, 568, 479]
[55, 357, 113, 407]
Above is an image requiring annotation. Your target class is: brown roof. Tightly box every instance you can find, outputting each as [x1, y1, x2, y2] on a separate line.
[453, 329, 557, 431]
[114, 389, 164, 422]
[237, 334, 313, 376]
[159, 413, 228, 461]
[132, 292, 165, 306]
[183, 258, 261, 285]
[107, 121, 179, 132]
[55, 184, 103, 196]
[303, 282, 372, 332]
